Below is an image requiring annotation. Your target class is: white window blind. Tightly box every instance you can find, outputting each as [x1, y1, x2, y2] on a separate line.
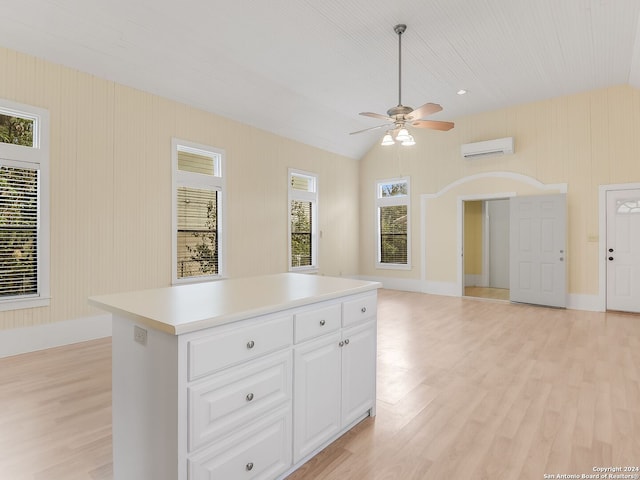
[0, 165, 39, 298]
[176, 186, 219, 278]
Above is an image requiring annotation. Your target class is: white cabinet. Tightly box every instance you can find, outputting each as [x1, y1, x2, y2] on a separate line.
[92, 274, 379, 480]
[293, 293, 377, 464]
[185, 313, 293, 478]
[340, 321, 377, 427]
[293, 332, 342, 461]
[189, 407, 292, 480]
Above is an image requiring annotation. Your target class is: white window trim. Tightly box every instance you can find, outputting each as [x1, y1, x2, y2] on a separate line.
[288, 168, 318, 272]
[0, 99, 50, 311]
[375, 176, 411, 270]
[171, 138, 226, 285]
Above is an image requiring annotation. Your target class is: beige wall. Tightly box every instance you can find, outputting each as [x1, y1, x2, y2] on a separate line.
[359, 84, 640, 296]
[0, 47, 360, 330]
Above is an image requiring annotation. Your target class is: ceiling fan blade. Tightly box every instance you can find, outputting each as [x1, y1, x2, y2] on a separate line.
[349, 123, 391, 135]
[407, 102, 442, 120]
[412, 120, 455, 131]
[360, 112, 394, 122]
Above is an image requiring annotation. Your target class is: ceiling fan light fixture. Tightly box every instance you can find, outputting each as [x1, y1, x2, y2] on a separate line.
[401, 134, 415, 146]
[395, 128, 411, 142]
[381, 133, 395, 146]
[350, 24, 454, 143]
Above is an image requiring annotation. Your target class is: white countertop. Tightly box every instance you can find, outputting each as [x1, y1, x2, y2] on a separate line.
[89, 273, 381, 335]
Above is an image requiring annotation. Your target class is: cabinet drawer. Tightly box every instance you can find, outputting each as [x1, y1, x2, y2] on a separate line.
[188, 314, 293, 381]
[188, 409, 291, 480]
[342, 293, 377, 327]
[294, 303, 341, 343]
[188, 350, 291, 452]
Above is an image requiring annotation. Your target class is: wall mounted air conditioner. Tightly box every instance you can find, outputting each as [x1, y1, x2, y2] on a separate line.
[460, 137, 514, 158]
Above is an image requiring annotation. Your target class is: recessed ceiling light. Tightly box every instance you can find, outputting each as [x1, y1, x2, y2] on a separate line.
[457, 89, 467, 95]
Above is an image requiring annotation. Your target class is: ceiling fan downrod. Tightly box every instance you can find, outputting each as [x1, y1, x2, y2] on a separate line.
[387, 24, 412, 119]
[394, 24, 406, 108]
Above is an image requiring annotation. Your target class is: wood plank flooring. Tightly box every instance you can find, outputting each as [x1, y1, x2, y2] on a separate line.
[1, 289, 639, 479]
[0, 337, 112, 479]
[465, 286, 510, 301]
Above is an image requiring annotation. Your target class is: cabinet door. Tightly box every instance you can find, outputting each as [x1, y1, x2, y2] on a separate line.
[293, 331, 342, 462]
[341, 321, 376, 427]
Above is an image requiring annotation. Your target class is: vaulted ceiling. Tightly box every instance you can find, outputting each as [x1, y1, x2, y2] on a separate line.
[2, 0, 640, 159]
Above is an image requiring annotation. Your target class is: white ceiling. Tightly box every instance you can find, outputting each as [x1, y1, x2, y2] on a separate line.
[2, 0, 640, 159]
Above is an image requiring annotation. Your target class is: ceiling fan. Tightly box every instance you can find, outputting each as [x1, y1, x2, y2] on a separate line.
[350, 24, 454, 145]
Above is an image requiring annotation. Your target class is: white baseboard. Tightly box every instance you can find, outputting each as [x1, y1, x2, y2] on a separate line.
[424, 281, 459, 297]
[0, 314, 112, 358]
[356, 276, 425, 293]
[567, 293, 604, 312]
[355, 275, 604, 312]
[356, 276, 459, 297]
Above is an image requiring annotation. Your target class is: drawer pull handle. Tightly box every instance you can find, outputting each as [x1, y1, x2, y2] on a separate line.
[246, 462, 254, 471]
[319, 319, 326, 326]
[344, 339, 350, 345]
[246, 393, 254, 402]
[361, 307, 367, 313]
[246, 340, 255, 349]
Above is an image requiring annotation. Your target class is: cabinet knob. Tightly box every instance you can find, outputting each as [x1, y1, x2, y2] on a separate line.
[361, 307, 367, 313]
[344, 339, 350, 345]
[246, 393, 254, 402]
[319, 319, 326, 326]
[246, 462, 254, 471]
[609, 256, 614, 261]
[246, 340, 255, 349]
[339, 341, 344, 347]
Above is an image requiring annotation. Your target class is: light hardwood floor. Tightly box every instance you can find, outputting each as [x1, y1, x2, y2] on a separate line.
[1, 289, 639, 479]
[465, 286, 510, 301]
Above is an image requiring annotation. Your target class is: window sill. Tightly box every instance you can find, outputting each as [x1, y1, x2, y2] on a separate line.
[0, 296, 51, 312]
[375, 263, 412, 271]
[290, 266, 319, 274]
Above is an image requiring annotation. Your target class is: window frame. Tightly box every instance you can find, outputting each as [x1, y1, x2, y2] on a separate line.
[172, 138, 226, 284]
[288, 168, 318, 272]
[0, 98, 50, 311]
[375, 176, 411, 270]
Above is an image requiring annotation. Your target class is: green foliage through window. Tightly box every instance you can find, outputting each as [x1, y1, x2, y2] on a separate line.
[0, 113, 34, 147]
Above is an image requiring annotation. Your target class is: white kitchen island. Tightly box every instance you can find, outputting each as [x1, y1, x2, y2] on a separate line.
[89, 273, 381, 480]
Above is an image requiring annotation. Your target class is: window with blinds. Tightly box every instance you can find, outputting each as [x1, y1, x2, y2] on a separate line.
[288, 170, 317, 271]
[291, 200, 312, 267]
[173, 140, 225, 283]
[376, 178, 410, 268]
[0, 100, 49, 311]
[0, 166, 38, 297]
[379, 205, 407, 264]
[176, 187, 219, 278]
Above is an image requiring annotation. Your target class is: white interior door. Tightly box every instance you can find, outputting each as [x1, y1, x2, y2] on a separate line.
[509, 194, 566, 307]
[606, 189, 640, 313]
[488, 199, 510, 289]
